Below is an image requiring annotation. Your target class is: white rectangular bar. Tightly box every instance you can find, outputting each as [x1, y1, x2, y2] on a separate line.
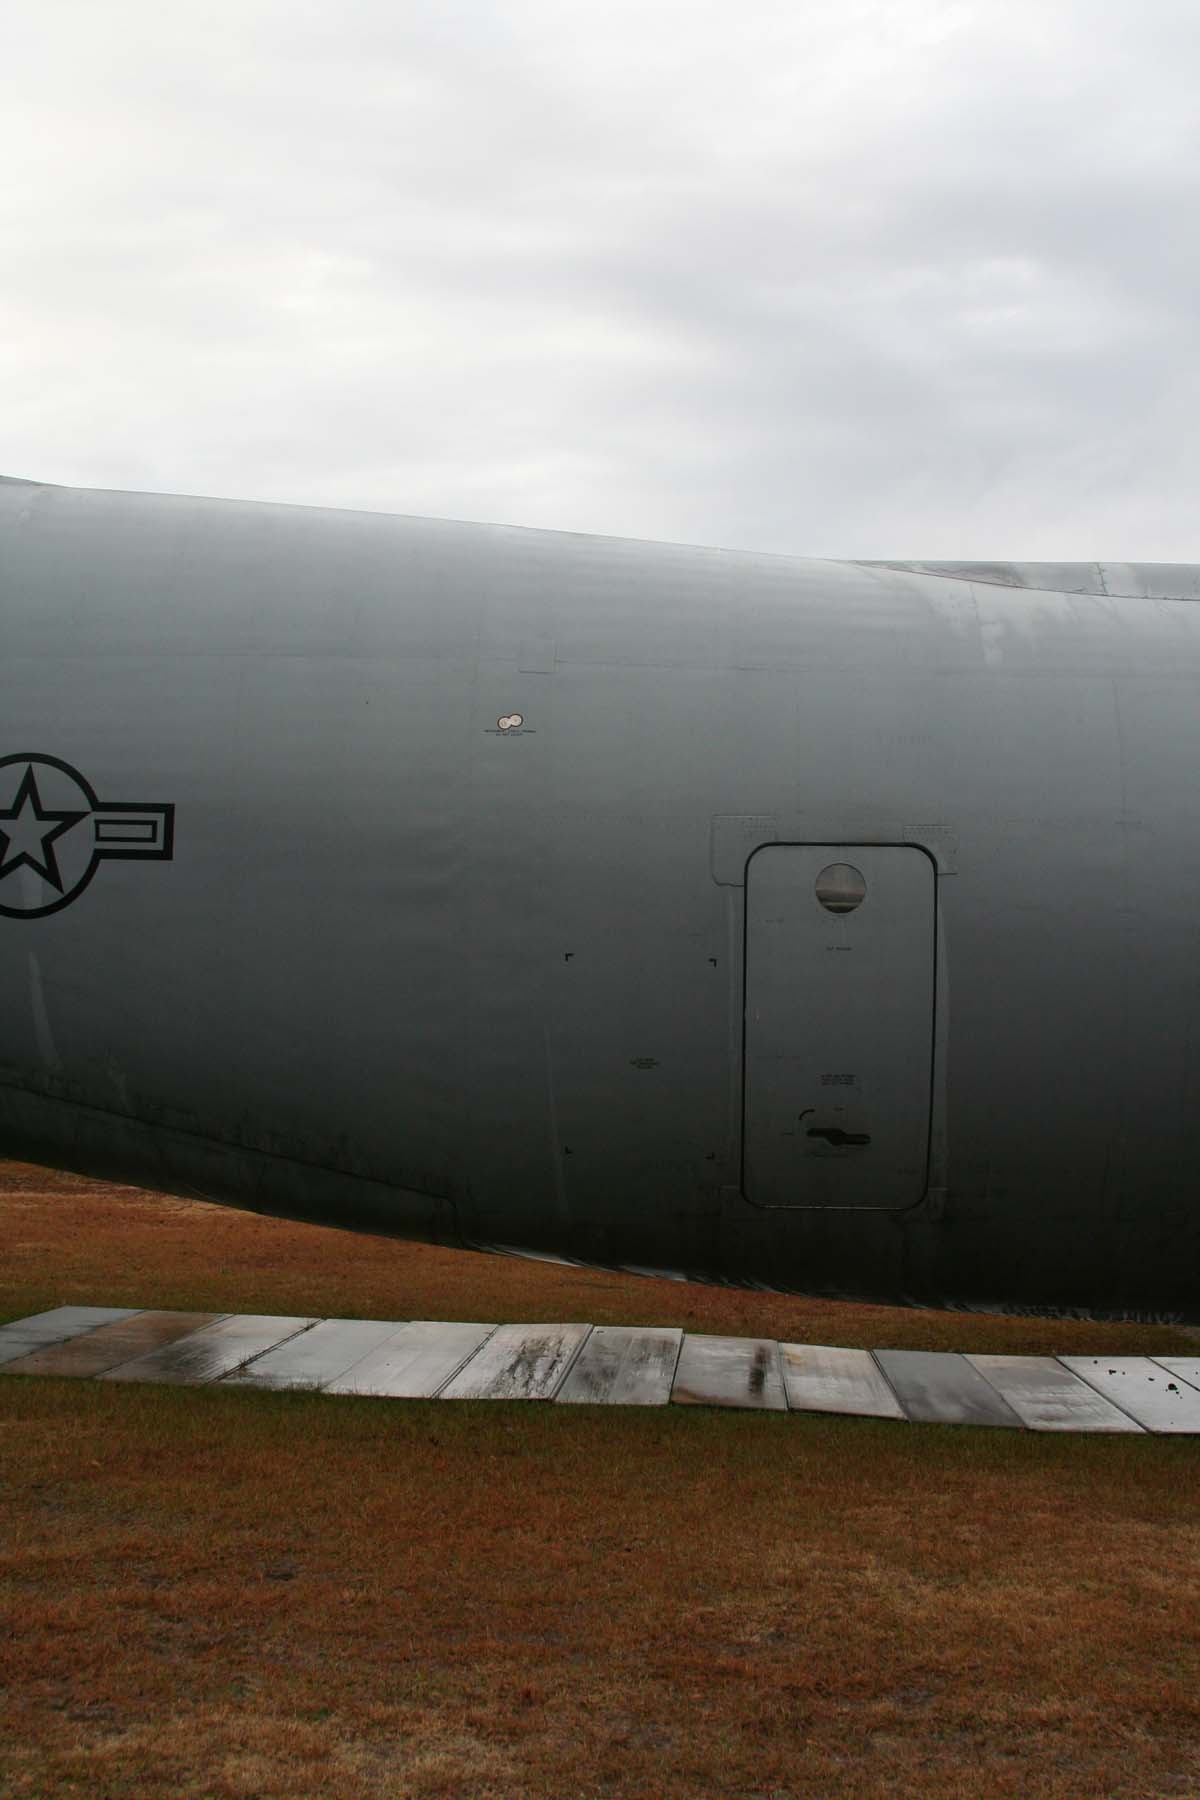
[873, 1350, 1022, 1427]
[326, 1322, 498, 1397]
[439, 1323, 590, 1401]
[1058, 1357, 1200, 1433]
[556, 1326, 682, 1406]
[224, 1318, 406, 1389]
[671, 1335, 786, 1410]
[100, 1315, 317, 1385]
[968, 1354, 1144, 1433]
[779, 1343, 906, 1419]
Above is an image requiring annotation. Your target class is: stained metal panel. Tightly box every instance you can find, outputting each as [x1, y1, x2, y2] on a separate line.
[873, 1350, 1022, 1427]
[0, 1337, 54, 1367]
[743, 845, 935, 1209]
[1059, 1357, 1200, 1433]
[968, 1354, 1144, 1433]
[0, 1305, 140, 1348]
[225, 1318, 407, 1389]
[325, 1322, 498, 1398]
[671, 1334, 786, 1410]
[438, 1323, 590, 1401]
[556, 1326, 682, 1405]
[779, 1342, 906, 1419]
[2, 1312, 224, 1378]
[1149, 1359, 1200, 1391]
[100, 1314, 316, 1385]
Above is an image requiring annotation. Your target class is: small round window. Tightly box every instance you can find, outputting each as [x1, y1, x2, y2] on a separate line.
[815, 863, 866, 914]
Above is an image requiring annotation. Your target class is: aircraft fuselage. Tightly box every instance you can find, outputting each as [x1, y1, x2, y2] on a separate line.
[3, 475, 1198, 1318]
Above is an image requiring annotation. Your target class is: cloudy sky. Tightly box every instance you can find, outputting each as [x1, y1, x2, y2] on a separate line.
[2, 1, 1198, 558]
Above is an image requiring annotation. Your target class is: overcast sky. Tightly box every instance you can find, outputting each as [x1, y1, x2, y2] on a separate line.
[2, 1, 1198, 558]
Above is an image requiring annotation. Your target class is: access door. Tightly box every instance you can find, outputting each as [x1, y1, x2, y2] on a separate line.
[743, 845, 935, 1209]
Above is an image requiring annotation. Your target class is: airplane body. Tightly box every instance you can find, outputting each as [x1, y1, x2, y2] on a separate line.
[2, 473, 1199, 1317]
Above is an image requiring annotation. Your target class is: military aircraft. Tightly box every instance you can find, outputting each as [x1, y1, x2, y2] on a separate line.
[2, 472, 1198, 1319]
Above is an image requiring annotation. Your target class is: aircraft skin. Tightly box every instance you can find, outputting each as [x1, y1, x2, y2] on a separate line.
[2, 472, 1199, 1320]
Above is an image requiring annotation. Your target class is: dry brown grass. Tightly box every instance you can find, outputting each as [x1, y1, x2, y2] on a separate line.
[3, 1162, 1200, 1800]
[1, 1161, 1195, 1355]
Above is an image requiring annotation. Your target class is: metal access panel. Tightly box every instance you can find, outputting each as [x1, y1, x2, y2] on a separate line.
[743, 845, 935, 1209]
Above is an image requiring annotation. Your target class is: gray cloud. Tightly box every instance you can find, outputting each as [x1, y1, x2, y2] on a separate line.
[2, 0, 1198, 557]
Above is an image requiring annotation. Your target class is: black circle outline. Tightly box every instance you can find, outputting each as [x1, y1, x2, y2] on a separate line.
[0, 753, 102, 920]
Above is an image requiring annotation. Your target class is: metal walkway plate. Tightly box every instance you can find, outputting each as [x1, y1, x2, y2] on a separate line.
[4, 1303, 1199, 1432]
[225, 1318, 408, 1390]
[3, 1311, 225, 1379]
[100, 1315, 317, 1385]
[325, 1322, 498, 1398]
[671, 1335, 786, 1410]
[1058, 1357, 1200, 1433]
[439, 1323, 590, 1400]
[1150, 1359, 1200, 1391]
[967, 1353, 1144, 1433]
[779, 1343, 906, 1420]
[0, 1306, 139, 1364]
[0, 1332, 68, 1368]
[556, 1326, 682, 1406]
[873, 1350, 1022, 1428]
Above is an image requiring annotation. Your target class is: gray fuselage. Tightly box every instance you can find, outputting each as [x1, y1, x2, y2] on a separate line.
[2, 475, 1198, 1318]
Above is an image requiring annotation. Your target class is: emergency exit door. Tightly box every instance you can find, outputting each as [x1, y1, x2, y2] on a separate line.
[743, 845, 935, 1209]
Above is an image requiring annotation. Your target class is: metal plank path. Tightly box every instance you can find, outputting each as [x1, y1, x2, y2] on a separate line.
[557, 1326, 682, 1406]
[4, 1311, 227, 1379]
[671, 1335, 787, 1410]
[99, 1315, 317, 1386]
[327, 1322, 498, 1398]
[0, 1306, 139, 1365]
[966, 1353, 1145, 1433]
[868, 1350, 1023, 1428]
[439, 1323, 590, 1400]
[2, 1306, 1199, 1433]
[1058, 1357, 1200, 1433]
[779, 1343, 906, 1420]
[226, 1318, 409, 1391]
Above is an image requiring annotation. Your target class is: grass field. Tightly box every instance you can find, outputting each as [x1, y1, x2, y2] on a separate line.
[3, 1162, 1200, 1799]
